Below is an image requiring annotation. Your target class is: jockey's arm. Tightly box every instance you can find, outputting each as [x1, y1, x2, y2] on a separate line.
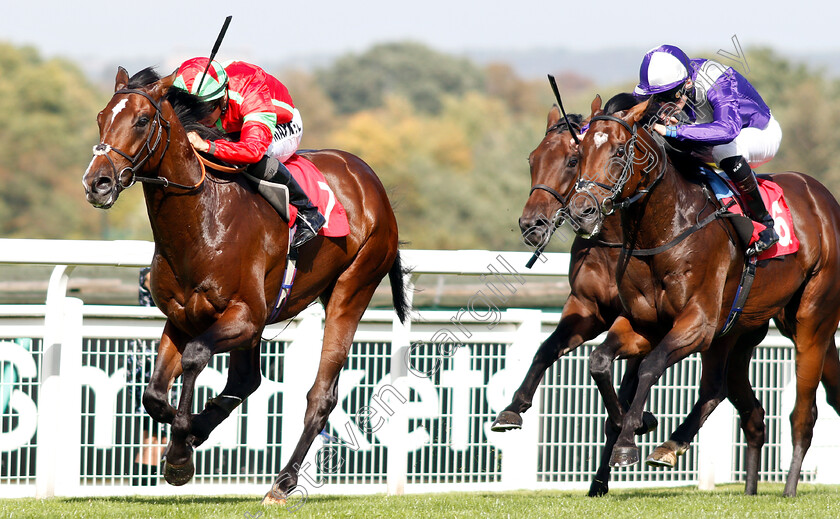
[673, 73, 743, 145]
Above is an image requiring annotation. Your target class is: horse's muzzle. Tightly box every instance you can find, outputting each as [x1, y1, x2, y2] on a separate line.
[83, 172, 118, 209]
[519, 214, 552, 248]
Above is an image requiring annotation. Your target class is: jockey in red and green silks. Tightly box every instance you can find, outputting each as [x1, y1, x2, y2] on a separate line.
[173, 57, 324, 249]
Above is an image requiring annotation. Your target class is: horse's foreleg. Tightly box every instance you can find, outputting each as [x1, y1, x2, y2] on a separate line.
[589, 317, 650, 429]
[611, 312, 712, 468]
[142, 321, 185, 424]
[645, 339, 735, 469]
[588, 357, 649, 497]
[163, 304, 261, 486]
[189, 347, 262, 447]
[494, 296, 608, 431]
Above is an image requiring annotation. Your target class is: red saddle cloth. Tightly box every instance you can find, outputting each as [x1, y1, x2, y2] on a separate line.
[284, 154, 350, 238]
[721, 178, 799, 260]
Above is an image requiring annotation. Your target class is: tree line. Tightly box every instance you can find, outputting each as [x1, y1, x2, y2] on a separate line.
[0, 41, 837, 251]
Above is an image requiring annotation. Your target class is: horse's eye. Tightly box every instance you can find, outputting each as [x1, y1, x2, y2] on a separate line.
[136, 116, 150, 128]
[568, 157, 578, 168]
[616, 145, 625, 158]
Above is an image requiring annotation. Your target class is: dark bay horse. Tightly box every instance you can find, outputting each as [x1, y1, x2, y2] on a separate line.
[492, 95, 766, 496]
[568, 99, 840, 497]
[82, 67, 409, 504]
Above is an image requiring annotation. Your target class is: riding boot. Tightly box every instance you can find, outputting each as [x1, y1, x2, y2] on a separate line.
[248, 156, 326, 249]
[720, 155, 779, 254]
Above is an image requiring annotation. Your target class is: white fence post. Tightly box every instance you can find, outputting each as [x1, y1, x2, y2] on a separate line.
[35, 265, 75, 498]
[697, 400, 736, 490]
[56, 297, 83, 497]
[486, 309, 542, 490]
[386, 272, 416, 496]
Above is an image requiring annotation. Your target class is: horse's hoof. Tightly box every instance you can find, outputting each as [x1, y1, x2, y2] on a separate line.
[588, 479, 609, 497]
[610, 445, 640, 467]
[491, 411, 523, 432]
[163, 458, 195, 486]
[635, 411, 658, 436]
[645, 440, 688, 468]
[261, 491, 287, 506]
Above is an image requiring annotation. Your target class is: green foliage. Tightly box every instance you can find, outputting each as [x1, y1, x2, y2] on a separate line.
[316, 42, 486, 115]
[0, 43, 118, 238]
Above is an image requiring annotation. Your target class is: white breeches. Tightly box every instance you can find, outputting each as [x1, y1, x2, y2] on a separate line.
[266, 108, 304, 163]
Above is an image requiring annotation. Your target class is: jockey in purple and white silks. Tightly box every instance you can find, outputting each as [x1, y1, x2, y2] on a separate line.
[635, 44, 781, 254]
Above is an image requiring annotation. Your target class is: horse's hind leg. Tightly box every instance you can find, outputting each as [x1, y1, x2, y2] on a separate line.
[142, 321, 185, 424]
[783, 320, 839, 497]
[264, 271, 384, 504]
[646, 347, 730, 469]
[189, 347, 262, 447]
[725, 336, 766, 496]
[493, 296, 608, 431]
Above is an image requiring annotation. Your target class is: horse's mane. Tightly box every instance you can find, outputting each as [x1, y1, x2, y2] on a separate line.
[603, 93, 639, 114]
[126, 67, 228, 141]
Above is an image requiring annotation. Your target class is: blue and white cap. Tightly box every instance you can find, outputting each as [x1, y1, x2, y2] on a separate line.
[634, 45, 692, 96]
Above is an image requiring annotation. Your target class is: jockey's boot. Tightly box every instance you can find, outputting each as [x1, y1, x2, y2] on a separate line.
[248, 156, 326, 249]
[720, 155, 779, 254]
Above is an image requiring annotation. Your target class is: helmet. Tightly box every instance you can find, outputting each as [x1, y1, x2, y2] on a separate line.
[634, 45, 692, 96]
[173, 57, 229, 101]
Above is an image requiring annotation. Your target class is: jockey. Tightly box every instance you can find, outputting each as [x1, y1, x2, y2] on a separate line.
[635, 44, 782, 254]
[173, 57, 325, 249]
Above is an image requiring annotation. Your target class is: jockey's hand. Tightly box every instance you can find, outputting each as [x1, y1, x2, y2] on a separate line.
[187, 131, 210, 152]
[652, 124, 668, 136]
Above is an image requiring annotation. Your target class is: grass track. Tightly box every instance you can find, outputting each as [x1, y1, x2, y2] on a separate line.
[2, 484, 839, 518]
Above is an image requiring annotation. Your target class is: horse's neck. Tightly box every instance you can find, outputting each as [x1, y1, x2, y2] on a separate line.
[623, 162, 699, 247]
[143, 148, 219, 255]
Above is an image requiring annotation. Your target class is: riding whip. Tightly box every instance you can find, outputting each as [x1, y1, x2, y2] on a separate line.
[194, 15, 233, 96]
[548, 74, 580, 145]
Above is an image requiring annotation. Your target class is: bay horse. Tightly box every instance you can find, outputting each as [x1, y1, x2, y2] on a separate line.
[568, 98, 840, 497]
[493, 94, 768, 496]
[82, 67, 409, 504]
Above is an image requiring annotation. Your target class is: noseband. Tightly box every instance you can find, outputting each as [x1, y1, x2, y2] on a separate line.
[92, 89, 204, 191]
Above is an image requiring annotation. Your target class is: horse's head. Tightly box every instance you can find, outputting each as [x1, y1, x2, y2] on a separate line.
[83, 67, 175, 209]
[569, 99, 662, 237]
[520, 95, 603, 247]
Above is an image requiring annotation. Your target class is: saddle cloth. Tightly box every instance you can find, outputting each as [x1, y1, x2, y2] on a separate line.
[700, 168, 799, 260]
[284, 154, 350, 238]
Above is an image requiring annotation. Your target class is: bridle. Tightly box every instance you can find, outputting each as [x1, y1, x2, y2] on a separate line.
[573, 114, 666, 216]
[92, 88, 205, 191]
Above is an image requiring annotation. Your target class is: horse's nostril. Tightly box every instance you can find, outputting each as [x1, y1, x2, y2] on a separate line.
[94, 175, 114, 194]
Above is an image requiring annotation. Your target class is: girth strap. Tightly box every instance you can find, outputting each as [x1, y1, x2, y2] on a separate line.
[717, 255, 759, 338]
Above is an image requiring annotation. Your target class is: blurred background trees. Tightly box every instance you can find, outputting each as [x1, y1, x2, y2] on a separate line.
[2, 41, 839, 251]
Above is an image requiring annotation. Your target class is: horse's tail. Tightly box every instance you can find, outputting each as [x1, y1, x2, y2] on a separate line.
[388, 250, 412, 324]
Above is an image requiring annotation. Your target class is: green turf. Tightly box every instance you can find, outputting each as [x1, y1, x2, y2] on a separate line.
[2, 484, 839, 518]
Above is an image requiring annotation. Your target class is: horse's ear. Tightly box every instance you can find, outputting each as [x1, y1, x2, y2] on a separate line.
[624, 99, 651, 125]
[115, 66, 129, 92]
[590, 94, 602, 117]
[547, 105, 562, 131]
[148, 70, 177, 100]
